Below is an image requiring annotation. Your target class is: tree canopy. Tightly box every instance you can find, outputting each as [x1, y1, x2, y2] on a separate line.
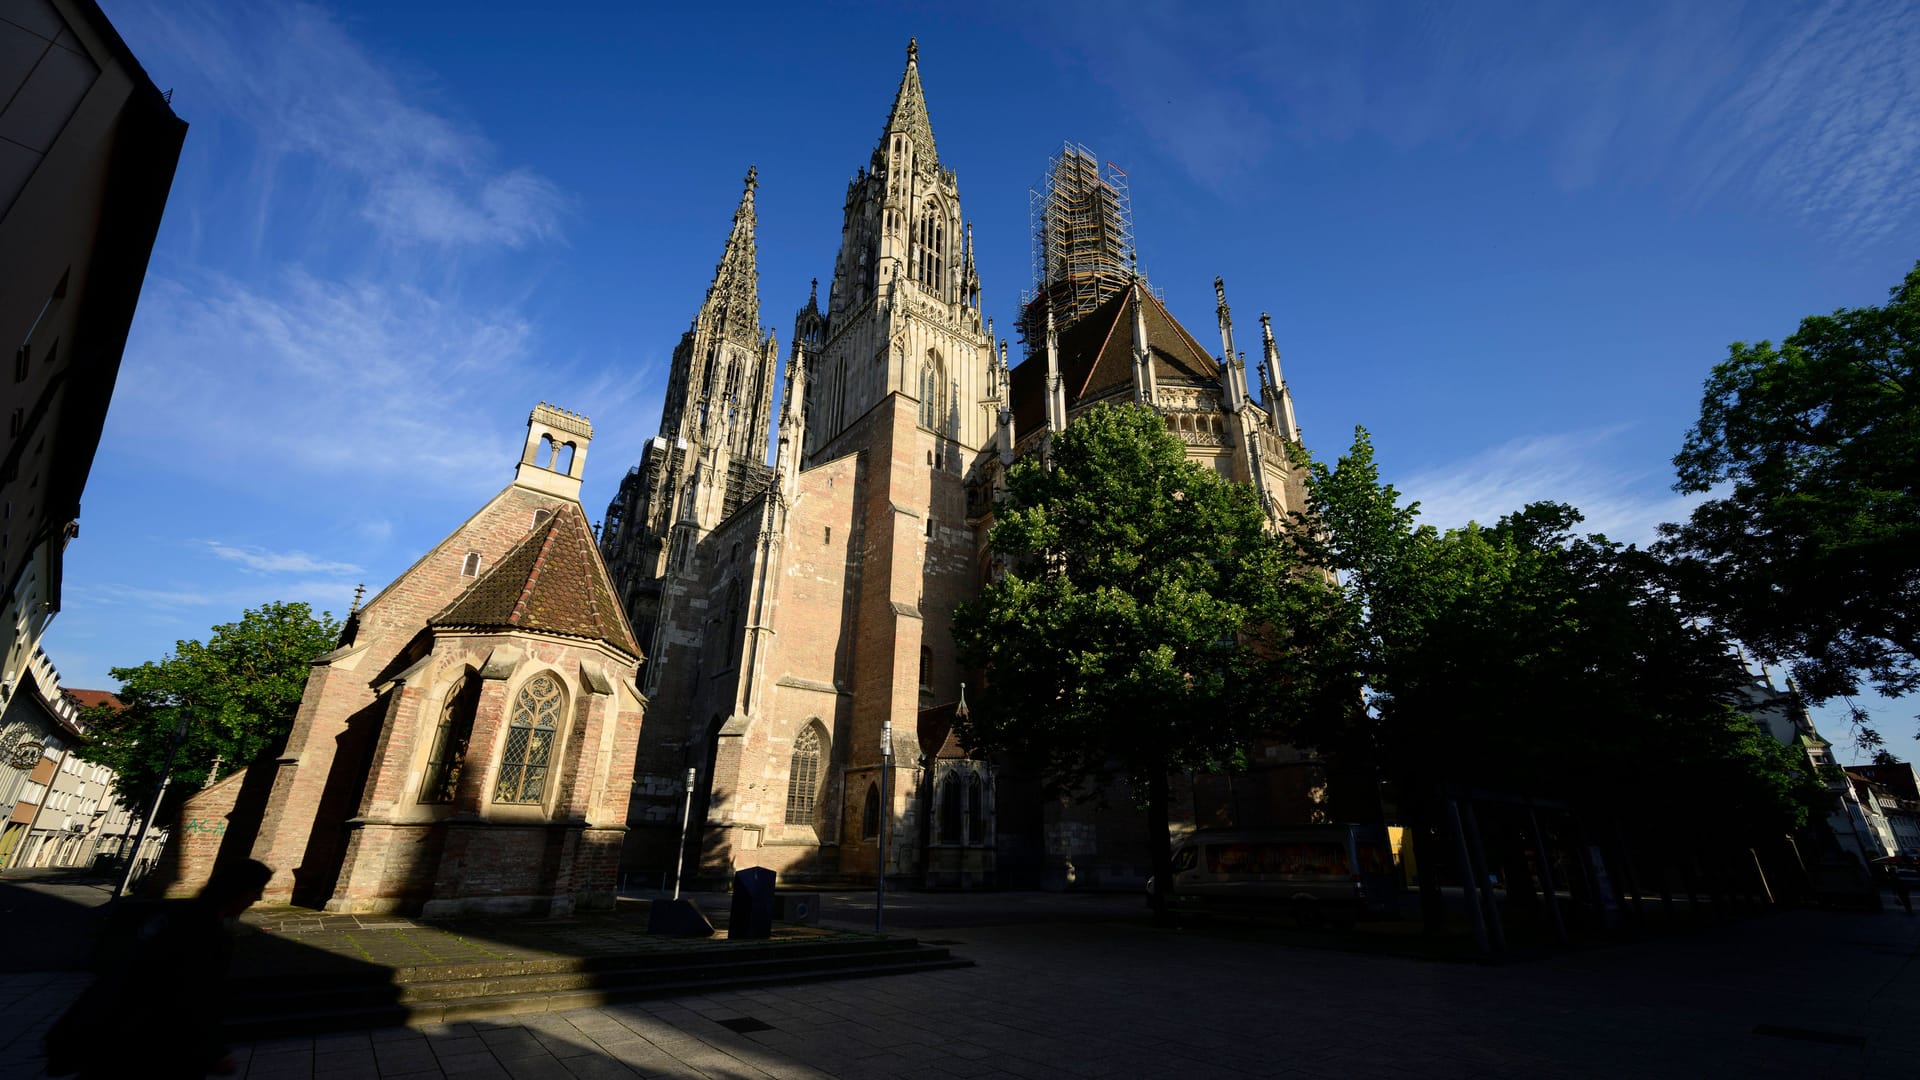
[75, 601, 341, 816]
[1297, 429, 1824, 840]
[952, 403, 1345, 915]
[1660, 260, 1919, 705]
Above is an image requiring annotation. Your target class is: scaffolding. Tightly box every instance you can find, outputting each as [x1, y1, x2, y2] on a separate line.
[1019, 143, 1137, 351]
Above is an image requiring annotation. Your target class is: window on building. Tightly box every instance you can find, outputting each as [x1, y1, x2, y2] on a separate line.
[532, 508, 552, 530]
[461, 552, 481, 577]
[494, 673, 563, 805]
[938, 773, 962, 844]
[862, 782, 881, 839]
[919, 646, 931, 691]
[965, 770, 985, 845]
[785, 723, 825, 825]
[420, 674, 480, 803]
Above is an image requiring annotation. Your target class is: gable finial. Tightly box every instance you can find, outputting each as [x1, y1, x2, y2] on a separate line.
[350, 583, 366, 614]
[744, 164, 758, 193]
[907, 37, 918, 64]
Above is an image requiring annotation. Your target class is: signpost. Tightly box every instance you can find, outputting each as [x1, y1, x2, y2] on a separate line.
[877, 720, 891, 935]
[673, 766, 696, 901]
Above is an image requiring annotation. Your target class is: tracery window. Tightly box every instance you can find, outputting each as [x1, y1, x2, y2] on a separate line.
[918, 350, 944, 430]
[915, 207, 945, 296]
[494, 673, 563, 805]
[420, 674, 480, 803]
[932, 764, 991, 846]
[938, 773, 962, 844]
[965, 771, 985, 845]
[785, 723, 825, 825]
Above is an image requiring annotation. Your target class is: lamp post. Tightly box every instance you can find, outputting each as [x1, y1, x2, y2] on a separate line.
[672, 766, 696, 901]
[877, 720, 891, 935]
[112, 715, 189, 902]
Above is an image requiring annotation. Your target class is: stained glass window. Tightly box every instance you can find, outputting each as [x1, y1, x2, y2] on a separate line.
[494, 673, 562, 805]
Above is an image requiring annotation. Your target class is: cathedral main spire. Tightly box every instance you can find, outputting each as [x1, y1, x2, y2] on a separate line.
[880, 37, 937, 167]
[701, 166, 763, 342]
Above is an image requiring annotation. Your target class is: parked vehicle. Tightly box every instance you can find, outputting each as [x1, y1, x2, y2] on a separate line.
[1159, 825, 1402, 926]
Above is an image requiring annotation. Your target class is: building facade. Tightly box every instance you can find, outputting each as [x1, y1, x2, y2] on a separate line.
[0, 651, 135, 869]
[600, 43, 1321, 889]
[0, 0, 185, 721]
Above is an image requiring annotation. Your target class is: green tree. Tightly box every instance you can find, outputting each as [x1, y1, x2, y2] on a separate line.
[1660, 261, 1919, 705]
[952, 404, 1345, 921]
[1298, 430, 1824, 930]
[75, 601, 342, 817]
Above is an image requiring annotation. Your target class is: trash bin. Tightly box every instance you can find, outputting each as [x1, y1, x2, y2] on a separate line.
[729, 866, 777, 940]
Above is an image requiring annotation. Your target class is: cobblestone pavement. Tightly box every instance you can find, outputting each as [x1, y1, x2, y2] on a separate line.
[2, 901, 1916, 1079]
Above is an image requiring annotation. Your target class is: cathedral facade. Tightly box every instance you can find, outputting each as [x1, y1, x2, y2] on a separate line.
[601, 42, 1320, 890]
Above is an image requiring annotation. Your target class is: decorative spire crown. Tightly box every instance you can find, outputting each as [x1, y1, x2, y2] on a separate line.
[881, 38, 938, 167]
[701, 166, 762, 337]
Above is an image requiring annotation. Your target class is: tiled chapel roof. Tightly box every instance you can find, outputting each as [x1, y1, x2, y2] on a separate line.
[1010, 282, 1221, 438]
[430, 503, 641, 659]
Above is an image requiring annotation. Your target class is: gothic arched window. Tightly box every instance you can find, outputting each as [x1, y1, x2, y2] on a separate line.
[938, 773, 962, 844]
[494, 673, 563, 805]
[916, 206, 945, 297]
[862, 782, 881, 839]
[420, 674, 480, 803]
[918, 350, 944, 430]
[965, 770, 986, 845]
[785, 723, 826, 825]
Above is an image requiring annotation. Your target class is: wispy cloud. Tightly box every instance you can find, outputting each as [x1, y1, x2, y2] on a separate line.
[118, 269, 536, 494]
[201, 541, 362, 576]
[1061, 0, 1920, 241]
[119, 0, 567, 250]
[1394, 426, 1701, 547]
[68, 583, 217, 610]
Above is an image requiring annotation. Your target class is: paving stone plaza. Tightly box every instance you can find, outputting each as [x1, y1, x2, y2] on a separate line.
[0, 875, 1915, 1079]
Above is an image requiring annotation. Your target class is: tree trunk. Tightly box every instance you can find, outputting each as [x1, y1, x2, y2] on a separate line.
[1409, 794, 1447, 936]
[1147, 767, 1176, 927]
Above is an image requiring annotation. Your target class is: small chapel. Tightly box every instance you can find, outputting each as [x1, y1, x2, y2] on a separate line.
[164, 404, 647, 916]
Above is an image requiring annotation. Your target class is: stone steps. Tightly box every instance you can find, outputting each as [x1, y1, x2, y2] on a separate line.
[227, 936, 970, 1038]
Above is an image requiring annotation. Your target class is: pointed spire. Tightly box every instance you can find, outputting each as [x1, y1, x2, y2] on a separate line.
[1215, 278, 1245, 412]
[1260, 311, 1301, 442]
[701, 166, 762, 340]
[1130, 278, 1157, 406]
[1045, 305, 1066, 433]
[881, 37, 938, 167]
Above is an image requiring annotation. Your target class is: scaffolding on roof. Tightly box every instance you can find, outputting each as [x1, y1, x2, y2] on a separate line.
[1019, 142, 1139, 352]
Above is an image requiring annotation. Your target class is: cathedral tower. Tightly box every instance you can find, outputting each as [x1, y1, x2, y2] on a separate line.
[802, 39, 995, 463]
[600, 170, 778, 658]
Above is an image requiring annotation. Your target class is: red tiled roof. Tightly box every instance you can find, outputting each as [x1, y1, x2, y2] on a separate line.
[64, 689, 124, 712]
[429, 503, 642, 659]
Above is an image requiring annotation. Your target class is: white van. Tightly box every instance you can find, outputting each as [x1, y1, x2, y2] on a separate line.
[1163, 825, 1402, 925]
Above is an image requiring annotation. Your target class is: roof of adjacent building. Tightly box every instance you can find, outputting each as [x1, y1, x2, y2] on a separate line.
[63, 688, 123, 712]
[1010, 282, 1221, 438]
[429, 502, 641, 659]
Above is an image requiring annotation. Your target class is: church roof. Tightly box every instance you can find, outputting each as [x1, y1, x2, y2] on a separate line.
[430, 502, 641, 659]
[1009, 282, 1221, 438]
[880, 38, 938, 168]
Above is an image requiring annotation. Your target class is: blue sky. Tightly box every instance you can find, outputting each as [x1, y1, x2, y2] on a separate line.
[48, 1, 1919, 750]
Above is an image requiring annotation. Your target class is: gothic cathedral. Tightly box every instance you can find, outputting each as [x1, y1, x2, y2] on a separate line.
[600, 41, 1319, 889]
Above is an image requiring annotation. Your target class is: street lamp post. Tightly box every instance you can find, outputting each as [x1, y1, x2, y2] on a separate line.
[112, 716, 189, 902]
[877, 720, 891, 935]
[672, 766, 696, 901]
